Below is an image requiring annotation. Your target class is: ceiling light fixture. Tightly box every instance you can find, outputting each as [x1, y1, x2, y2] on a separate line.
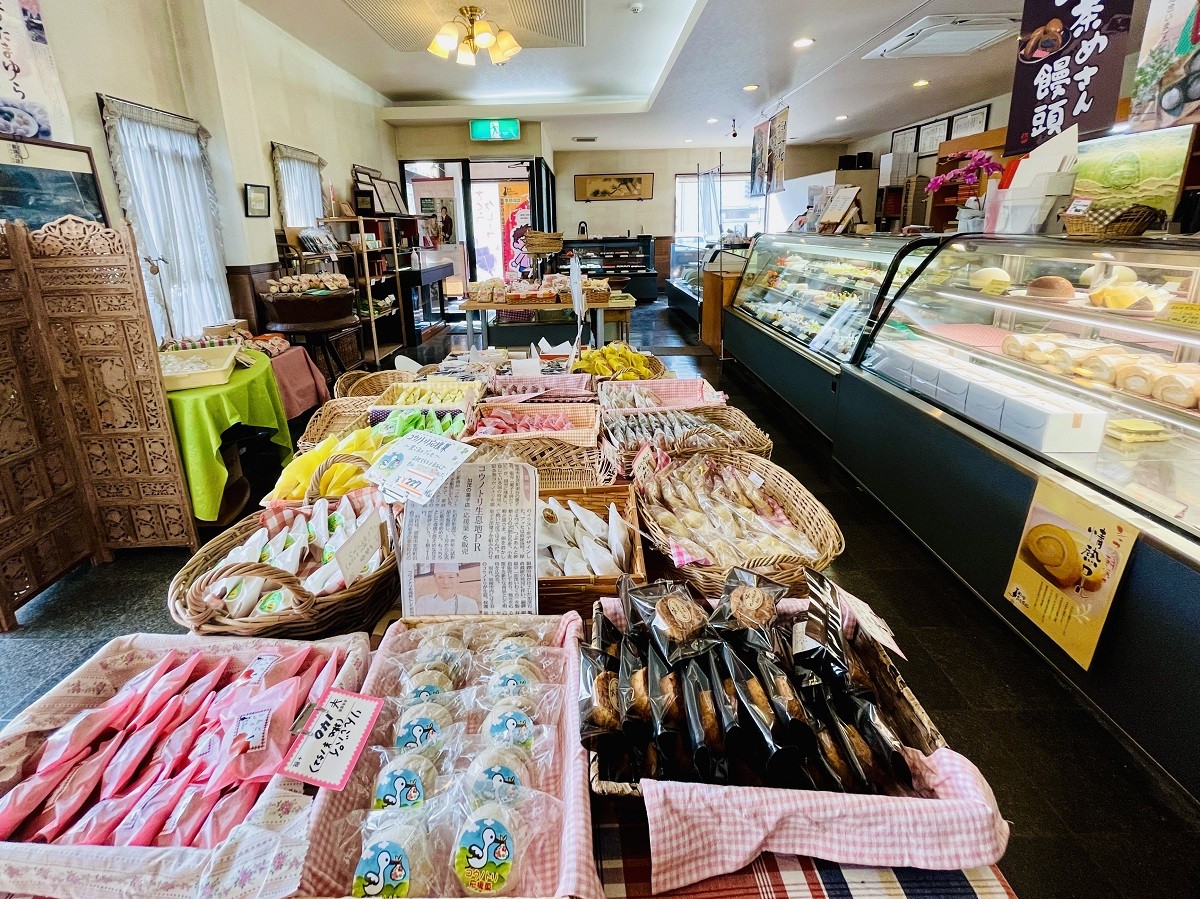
[835, 115, 848, 121]
[743, 84, 759, 92]
[793, 37, 815, 48]
[706, 117, 719, 124]
[428, 6, 520, 66]
[913, 79, 930, 88]
[684, 138, 694, 143]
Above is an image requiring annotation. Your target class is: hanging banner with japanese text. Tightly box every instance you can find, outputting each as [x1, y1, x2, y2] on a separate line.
[1004, 477, 1139, 669]
[0, 0, 72, 141]
[1005, 0, 1133, 156]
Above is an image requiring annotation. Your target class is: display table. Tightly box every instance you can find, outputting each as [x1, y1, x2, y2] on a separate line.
[593, 799, 1016, 898]
[269, 345, 330, 419]
[464, 292, 636, 348]
[166, 349, 293, 522]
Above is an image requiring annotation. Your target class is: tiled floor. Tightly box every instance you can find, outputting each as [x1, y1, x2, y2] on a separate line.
[1, 299, 1198, 897]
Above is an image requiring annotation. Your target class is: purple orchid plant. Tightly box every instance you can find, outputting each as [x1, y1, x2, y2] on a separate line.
[927, 150, 1003, 194]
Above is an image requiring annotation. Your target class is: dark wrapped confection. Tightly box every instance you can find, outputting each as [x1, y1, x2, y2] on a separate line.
[579, 644, 623, 753]
[681, 659, 724, 781]
[792, 569, 850, 682]
[599, 613, 624, 664]
[810, 682, 872, 793]
[705, 650, 739, 752]
[721, 645, 807, 788]
[837, 688, 913, 790]
[618, 574, 648, 638]
[755, 652, 817, 754]
[629, 579, 719, 665]
[709, 568, 789, 654]
[648, 644, 692, 780]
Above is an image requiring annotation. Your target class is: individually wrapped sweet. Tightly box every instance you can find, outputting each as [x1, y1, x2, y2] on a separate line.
[476, 684, 563, 731]
[152, 781, 222, 847]
[351, 809, 438, 898]
[608, 503, 631, 573]
[479, 648, 564, 697]
[721, 644, 803, 787]
[566, 500, 607, 542]
[111, 759, 205, 847]
[578, 644, 619, 751]
[370, 748, 442, 811]
[753, 653, 819, 789]
[192, 780, 264, 848]
[203, 674, 308, 796]
[793, 569, 850, 682]
[709, 568, 789, 653]
[462, 616, 560, 654]
[628, 579, 718, 665]
[680, 658, 724, 782]
[16, 731, 125, 842]
[646, 645, 688, 780]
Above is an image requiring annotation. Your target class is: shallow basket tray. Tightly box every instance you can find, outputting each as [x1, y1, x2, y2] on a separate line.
[632, 448, 843, 595]
[537, 484, 647, 615]
[467, 401, 601, 448]
[470, 436, 616, 492]
[333, 369, 370, 398]
[491, 372, 597, 404]
[603, 405, 773, 479]
[598, 377, 725, 411]
[297, 397, 372, 453]
[341, 366, 438, 398]
[581, 349, 669, 381]
[375, 378, 482, 410]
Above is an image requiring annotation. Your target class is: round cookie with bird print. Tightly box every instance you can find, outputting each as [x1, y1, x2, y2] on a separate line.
[373, 752, 437, 811]
[454, 803, 516, 895]
[352, 831, 424, 898]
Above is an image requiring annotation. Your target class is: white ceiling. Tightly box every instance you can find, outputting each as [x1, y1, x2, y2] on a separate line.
[241, 0, 1152, 151]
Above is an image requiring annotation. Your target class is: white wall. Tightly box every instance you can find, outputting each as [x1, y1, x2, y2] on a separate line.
[554, 147, 752, 237]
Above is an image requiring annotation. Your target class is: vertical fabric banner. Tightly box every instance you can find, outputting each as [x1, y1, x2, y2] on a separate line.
[0, 0, 72, 141]
[767, 107, 789, 194]
[749, 119, 771, 197]
[1130, 0, 1200, 131]
[1005, 0, 1134, 156]
[500, 180, 530, 277]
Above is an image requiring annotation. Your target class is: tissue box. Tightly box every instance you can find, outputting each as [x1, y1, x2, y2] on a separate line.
[999, 393, 1106, 453]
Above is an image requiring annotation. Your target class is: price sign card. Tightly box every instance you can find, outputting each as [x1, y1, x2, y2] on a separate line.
[366, 431, 475, 505]
[335, 508, 387, 587]
[837, 587, 906, 660]
[282, 687, 384, 790]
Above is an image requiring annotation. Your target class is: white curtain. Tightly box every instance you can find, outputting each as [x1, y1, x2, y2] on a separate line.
[101, 97, 232, 340]
[272, 144, 326, 228]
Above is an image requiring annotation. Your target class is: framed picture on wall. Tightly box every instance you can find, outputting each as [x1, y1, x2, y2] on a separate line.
[891, 127, 918, 155]
[0, 136, 108, 228]
[917, 119, 949, 157]
[951, 106, 991, 140]
[244, 183, 270, 217]
[573, 173, 654, 201]
[387, 180, 409, 216]
[375, 178, 401, 215]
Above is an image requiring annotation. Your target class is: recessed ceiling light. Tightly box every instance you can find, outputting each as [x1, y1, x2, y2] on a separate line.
[706, 117, 719, 124]
[684, 138, 694, 143]
[743, 84, 759, 92]
[571, 136, 597, 143]
[835, 115, 848, 121]
[913, 79, 930, 88]
[793, 37, 815, 48]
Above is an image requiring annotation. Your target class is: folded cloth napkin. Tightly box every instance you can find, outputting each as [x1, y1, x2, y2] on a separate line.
[641, 748, 1009, 894]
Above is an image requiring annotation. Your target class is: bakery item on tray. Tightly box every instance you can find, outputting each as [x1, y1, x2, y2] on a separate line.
[1105, 418, 1171, 443]
[1024, 523, 1083, 588]
[1023, 338, 1064, 365]
[1046, 341, 1125, 372]
[1001, 332, 1067, 359]
[1078, 352, 1163, 383]
[1151, 370, 1200, 408]
[655, 593, 707, 642]
[729, 585, 776, 628]
[1116, 362, 1200, 397]
[1081, 263, 1137, 287]
[969, 267, 1011, 290]
[1025, 275, 1075, 298]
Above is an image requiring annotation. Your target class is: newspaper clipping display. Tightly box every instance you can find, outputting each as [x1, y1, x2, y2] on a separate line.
[401, 462, 538, 616]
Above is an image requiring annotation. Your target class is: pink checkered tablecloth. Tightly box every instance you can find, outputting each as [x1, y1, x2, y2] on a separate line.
[592, 797, 1017, 899]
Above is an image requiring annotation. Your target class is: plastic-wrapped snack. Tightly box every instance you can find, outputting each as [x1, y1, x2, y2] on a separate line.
[463, 616, 559, 653]
[370, 749, 441, 812]
[705, 649, 740, 755]
[351, 809, 437, 898]
[753, 653, 818, 790]
[598, 614, 623, 664]
[618, 575, 649, 638]
[413, 635, 473, 684]
[453, 731, 558, 798]
[628, 579, 717, 665]
[580, 643, 621, 753]
[465, 746, 533, 806]
[390, 621, 468, 655]
[680, 659, 726, 782]
[835, 687, 913, 792]
[647, 646, 690, 780]
[394, 701, 465, 760]
[793, 569, 850, 682]
[477, 684, 563, 731]
[809, 683, 871, 793]
[721, 644, 803, 787]
[710, 569, 789, 655]
[480, 648, 564, 697]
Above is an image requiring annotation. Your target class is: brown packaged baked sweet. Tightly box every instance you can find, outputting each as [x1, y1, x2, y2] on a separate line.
[629, 579, 718, 664]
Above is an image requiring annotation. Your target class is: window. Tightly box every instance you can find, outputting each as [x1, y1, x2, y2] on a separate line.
[100, 96, 232, 339]
[675, 172, 765, 239]
[272, 143, 326, 228]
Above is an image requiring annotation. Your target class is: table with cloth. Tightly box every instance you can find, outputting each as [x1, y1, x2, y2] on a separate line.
[269, 345, 330, 419]
[166, 349, 293, 521]
[593, 798, 1017, 898]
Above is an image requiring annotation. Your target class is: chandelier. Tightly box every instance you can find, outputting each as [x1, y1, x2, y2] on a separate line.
[428, 5, 522, 66]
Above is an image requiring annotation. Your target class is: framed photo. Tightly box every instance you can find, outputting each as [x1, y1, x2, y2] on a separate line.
[375, 177, 401, 215]
[574, 173, 653, 201]
[891, 127, 918, 155]
[244, 183, 270, 217]
[387, 180, 409, 216]
[951, 105, 991, 140]
[917, 119, 949, 157]
[0, 136, 108, 228]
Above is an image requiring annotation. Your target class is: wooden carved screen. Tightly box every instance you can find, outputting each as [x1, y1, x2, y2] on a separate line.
[17, 216, 198, 556]
[0, 227, 95, 628]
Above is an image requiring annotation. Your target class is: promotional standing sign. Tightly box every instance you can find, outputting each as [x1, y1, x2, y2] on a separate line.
[1004, 477, 1139, 669]
[1130, 0, 1200, 131]
[0, 1, 72, 141]
[1005, 0, 1133, 156]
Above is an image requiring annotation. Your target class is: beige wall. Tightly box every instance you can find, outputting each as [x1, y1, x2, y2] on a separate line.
[784, 144, 849, 180]
[554, 147, 752, 237]
[38, 0, 395, 265]
[393, 122, 548, 161]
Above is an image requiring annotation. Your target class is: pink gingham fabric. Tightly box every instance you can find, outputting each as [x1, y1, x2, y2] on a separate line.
[642, 750, 1010, 894]
[299, 612, 604, 899]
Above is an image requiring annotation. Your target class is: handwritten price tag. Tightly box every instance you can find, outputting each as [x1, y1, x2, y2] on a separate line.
[1164, 301, 1200, 331]
[980, 279, 1010, 297]
[837, 587, 906, 660]
[282, 688, 383, 791]
[366, 431, 475, 505]
[335, 509, 386, 587]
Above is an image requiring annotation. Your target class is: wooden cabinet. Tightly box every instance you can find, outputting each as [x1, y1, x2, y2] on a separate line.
[701, 269, 743, 355]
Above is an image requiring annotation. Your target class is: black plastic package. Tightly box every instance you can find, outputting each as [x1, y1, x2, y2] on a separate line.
[709, 568, 789, 653]
[721, 644, 806, 788]
[647, 644, 691, 780]
[792, 569, 850, 682]
[578, 644, 621, 752]
[629, 579, 719, 665]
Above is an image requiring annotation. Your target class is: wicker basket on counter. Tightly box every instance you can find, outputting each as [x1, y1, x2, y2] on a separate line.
[469, 437, 614, 492]
[524, 230, 565, 255]
[297, 398, 373, 452]
[598, 377, 725, 411]
[1062, 203, 1160, 238]
[602, 405, 772, 478]
[466, 401, 601, 448]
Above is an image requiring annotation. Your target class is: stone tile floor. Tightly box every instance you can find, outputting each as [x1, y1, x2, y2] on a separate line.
[0, 299, 1197, 897]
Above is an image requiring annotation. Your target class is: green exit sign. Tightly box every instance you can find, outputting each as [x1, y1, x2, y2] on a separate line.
[469, 118, 521, 141]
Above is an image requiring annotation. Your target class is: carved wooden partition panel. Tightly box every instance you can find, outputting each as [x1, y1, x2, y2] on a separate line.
[17, 216, 198, 557]
[0, 227, 95, 628]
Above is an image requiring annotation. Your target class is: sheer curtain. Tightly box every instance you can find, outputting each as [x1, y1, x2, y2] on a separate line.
[101, 96, 232, 339]
[272, 143, 326, 228]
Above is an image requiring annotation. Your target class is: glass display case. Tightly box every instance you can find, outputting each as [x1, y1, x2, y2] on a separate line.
[669, 237, 706, 302]
[729, 233, 933, 363]
[860, 234, 1200, 540]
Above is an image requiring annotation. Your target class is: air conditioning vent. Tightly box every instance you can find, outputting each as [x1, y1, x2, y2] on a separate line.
[863, 14, 1020, 59]
[572, 136, 598, 143]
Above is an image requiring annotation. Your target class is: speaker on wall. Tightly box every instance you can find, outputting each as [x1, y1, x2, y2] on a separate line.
[837, 155, 856, 170]
[856, 152, 874, 169]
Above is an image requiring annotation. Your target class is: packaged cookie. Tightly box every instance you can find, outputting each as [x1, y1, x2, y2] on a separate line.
[463, 616, 559, 652]
[480, 648, 563, 696]
[598, 613, 624, 664]
[478, 685, 563, 731]
[628, 579, 717, 664]
[680, 659, 725, 782]
[394, 701, 464, 759]
[465, 746, 533, 806]
[391, 620, 467, 654]
[647, 645, 690, 780]
[721, 644, 803, 787]
[705, 649, 740, 753]
[453, 731, 558, 797]
[835, 688, 912, 791]
[808, 683, 870, 793]
[792, 569, 850, 682]
[579, 644, 620, 751]
[710, 568, 789, 653]
[370, 749, 441, 812]
[351, 809, 437, 898]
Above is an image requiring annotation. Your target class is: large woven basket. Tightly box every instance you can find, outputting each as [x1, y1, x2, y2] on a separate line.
[603, 406, 773, 478]
[490, 373, 597, 404]
[576, 351, 669, 381]
[467, 401, 601, 448]
[1062, 203, 1159, 238]
[524, 230, 564, 255]
[632, 449, 843, 596]
[341, 367, 437, 398]
[470, 437, 615, 492]
[598, 377, 725, 411]
[537, 484, 647, 615]
[333, 370, 370, 398]
[297, 397, 372, 453]
[375, 379, 483, 412]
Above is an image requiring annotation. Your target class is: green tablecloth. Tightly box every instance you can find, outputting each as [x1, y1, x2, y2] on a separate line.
[166, 349, 293, 521]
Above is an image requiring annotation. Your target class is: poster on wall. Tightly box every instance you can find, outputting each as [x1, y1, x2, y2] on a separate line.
[1004, 478, 1139, 669]
[1073, 123, 1191, 215]
[0, 1, 72, 142]
[0, 136, 105, 227]
[412, 176, 457, 247]
[1005, 0, 1133, 156]
[500, 180, 530, 278]
[1130, 0, 1200, 131]
[750, 108, 789, 196]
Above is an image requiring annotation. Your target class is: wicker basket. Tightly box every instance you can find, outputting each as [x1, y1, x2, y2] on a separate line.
[342, 367, 438, 399]
[524, 231, 564, 255]
[503, 291, 562, 305]
[1062, 203, 1160, 238]
[374, 379, 483, 413]
[558, 287, 611, 305]
[467, 401, 601, 448]
[333, 370, 370, 398]
[632, 449, 843, 596]
[490, 373, 597, 404]
[587, 601, 944, 798]
[297, 398, 372, 453]
[603, 406, 773, 478]
[470, 437, 615, 492]
[598, 377, 725, 411]
[537, 484, 647, 615]
[574, 350, 670, 382]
